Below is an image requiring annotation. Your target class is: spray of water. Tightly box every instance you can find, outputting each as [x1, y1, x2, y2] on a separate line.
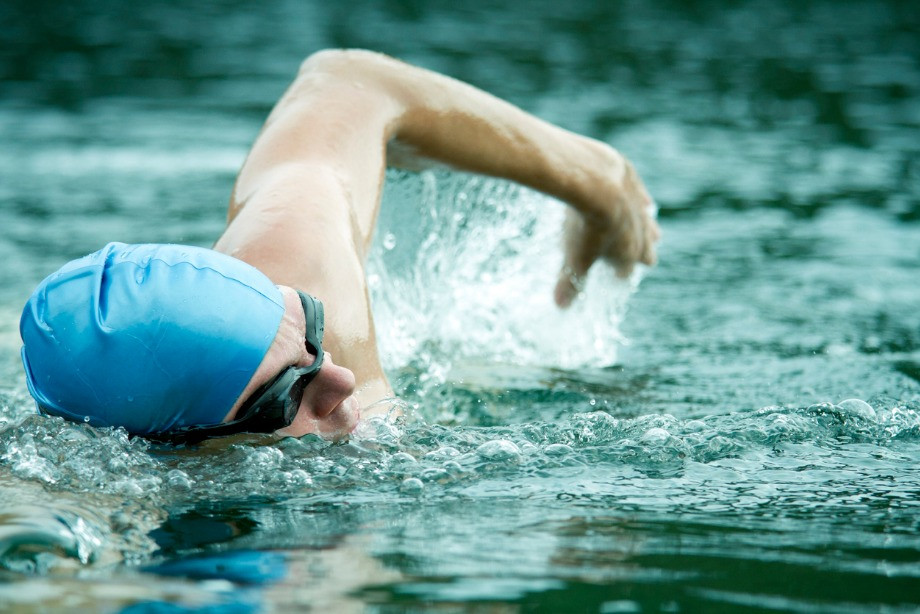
[368, 170, 641, 388]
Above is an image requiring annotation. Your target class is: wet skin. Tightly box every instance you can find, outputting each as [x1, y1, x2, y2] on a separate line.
[213, 50, 659, 426]
[223, 286, 360, 440]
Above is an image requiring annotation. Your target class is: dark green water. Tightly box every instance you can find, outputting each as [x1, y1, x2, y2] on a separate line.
[1, 1, 919, 612]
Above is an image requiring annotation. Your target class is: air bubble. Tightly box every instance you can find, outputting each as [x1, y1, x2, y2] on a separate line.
[684, 420, 706, 433]
[837, 399, 876, 421]
[400, 477, 424, 494]
[390, 452, 417, 465]
[476, 439, 521, 461]
[640, 427, 670, 445]
[383, 232, 397, 250]
[167, 470, 193, 490]
[519, 442, 538, 455]
[421, 468, 448, 482]
[442, 460, 463, 475]
[424, 446, 460, 461]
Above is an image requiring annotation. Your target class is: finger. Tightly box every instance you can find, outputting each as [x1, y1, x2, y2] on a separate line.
[639, 236, 657, 266]
[555, 250, 597, 307]
[554, 271, 578, 308]
[641, 219, 660, 266]
[650, 218, 662, 243]
[555, 212, 598, 307]
[640, 248, 657, 267]
[614, 261, 635, 279]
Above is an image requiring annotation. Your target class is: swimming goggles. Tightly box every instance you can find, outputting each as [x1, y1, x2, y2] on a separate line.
[148, 290, 325, 446]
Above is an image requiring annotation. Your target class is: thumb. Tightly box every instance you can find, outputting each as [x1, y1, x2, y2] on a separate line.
[554, 268, 580, 308]
[554, 259, 591, 309]
[553, 253, 594, 309]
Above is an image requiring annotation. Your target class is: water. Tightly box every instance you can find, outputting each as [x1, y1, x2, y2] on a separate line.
[2, 0, 920, 611]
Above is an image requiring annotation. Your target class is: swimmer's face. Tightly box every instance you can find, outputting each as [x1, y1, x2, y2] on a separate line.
[224, 286, 359, 440]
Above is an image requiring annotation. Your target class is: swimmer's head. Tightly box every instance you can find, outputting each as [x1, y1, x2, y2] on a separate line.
[19, 242, 285, 435]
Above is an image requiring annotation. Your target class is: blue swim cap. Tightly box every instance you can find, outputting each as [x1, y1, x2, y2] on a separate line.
[20, 242, 285, 435]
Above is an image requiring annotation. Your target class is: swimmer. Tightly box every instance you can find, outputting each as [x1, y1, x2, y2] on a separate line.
[19, 49, 659, 445]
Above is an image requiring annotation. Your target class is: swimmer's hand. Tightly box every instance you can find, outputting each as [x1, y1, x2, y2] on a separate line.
[554, 153, 660, 308]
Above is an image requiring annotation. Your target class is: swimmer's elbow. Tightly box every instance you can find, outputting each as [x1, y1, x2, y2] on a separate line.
[298, 49, 350, 75]
[296, 49, 408, 120]
[298, 49, 392, 79]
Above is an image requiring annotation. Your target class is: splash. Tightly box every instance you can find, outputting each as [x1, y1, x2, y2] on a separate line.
[368, 171, 640, 385]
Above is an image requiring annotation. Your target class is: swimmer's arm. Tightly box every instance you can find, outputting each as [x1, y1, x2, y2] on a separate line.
[361, 50, 660, 303]
[232, 49, 658, 306]
[331, 49, 659, 300]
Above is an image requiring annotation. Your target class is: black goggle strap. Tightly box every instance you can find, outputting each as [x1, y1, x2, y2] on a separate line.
[298, 291, 325, 363]
[146, 369, 300, 445]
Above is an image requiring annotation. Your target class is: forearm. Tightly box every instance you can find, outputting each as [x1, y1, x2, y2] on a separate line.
[395, 79, 620, 216]
[312, 50, 625, 217]
[231, 49, 657, 315]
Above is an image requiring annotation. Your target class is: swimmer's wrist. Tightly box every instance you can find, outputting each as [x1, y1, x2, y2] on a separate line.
[562, 138, 626, 218]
